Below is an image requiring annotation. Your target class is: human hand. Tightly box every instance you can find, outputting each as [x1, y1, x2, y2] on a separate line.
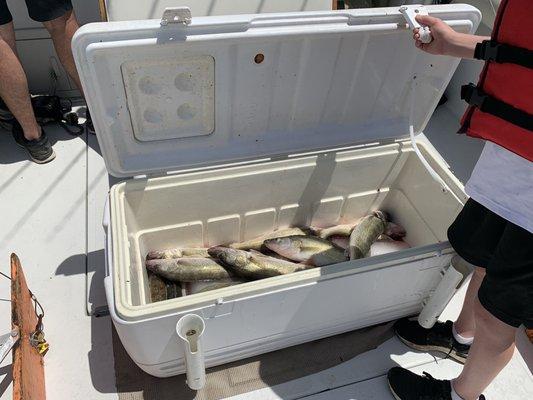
[413, 14, 459, 56]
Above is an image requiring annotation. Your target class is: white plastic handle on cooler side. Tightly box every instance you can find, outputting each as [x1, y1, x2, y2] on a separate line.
[418, 256, 472, 329]
[249, 13, 352, 28]
[176, 314, 206, 390]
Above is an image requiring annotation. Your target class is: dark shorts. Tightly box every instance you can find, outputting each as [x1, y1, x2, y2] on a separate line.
[0, 0, 72, 25]
[448, 198, 533, 328]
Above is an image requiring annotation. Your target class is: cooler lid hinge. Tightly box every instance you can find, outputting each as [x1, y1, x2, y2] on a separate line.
[160, 7, 192, 26]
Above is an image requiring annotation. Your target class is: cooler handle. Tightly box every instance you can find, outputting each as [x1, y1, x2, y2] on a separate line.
[249, 13, 353, 29]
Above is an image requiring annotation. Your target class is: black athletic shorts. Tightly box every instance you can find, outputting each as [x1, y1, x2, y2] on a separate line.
[448, 198, 533, 328]
[0, 0, 72, 25]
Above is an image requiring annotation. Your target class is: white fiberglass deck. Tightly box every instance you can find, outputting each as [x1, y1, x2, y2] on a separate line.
[0, 113, 531, 400]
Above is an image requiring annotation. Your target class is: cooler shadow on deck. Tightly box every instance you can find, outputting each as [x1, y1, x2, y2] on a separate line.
[108, 321, 393, 400]
[56, 250, 117, 394]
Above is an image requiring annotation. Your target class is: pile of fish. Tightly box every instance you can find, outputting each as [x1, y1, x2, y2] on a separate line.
[146, 211, 410, 302]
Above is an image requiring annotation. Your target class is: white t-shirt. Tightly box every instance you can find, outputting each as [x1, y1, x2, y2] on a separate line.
[465, 142, 533, 233]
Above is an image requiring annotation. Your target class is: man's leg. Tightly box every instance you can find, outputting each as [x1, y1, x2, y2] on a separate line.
[0, 23, 41, 140]
[43, 10, 83, 95]
[453, 266, 486, 338]
[0, 20, 16, 53]
[453, 298, 517, 400]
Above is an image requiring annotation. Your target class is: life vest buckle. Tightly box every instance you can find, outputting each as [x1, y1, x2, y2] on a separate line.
[461, 83, 487, 109]
[476, 40, 501, 62]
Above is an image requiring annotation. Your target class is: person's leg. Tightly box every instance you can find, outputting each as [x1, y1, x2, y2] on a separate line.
[0, 20, 17, 54]
[454, 221, 532, 399]
[453, 297, 517, 400]
[388, 318, 516, 400]
[453, 266, 486, 338]
[0, 24, 41, 140]
[446, 199, 504, 340]
[393, 200, 507, 366]
[42, 10, 83, 95]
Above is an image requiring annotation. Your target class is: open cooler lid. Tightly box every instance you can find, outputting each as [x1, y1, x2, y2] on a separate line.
[73, 4, 480, 177]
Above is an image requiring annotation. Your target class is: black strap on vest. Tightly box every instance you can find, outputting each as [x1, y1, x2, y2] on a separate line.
[461, 83, 533, 132]
[474, 40, 533, 69]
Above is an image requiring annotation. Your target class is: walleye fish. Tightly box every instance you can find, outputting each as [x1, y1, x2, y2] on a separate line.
[369, 238, 411, 257]
[146, 247, 210, 260]
[148, 273, 181, 302]
[384, 222, 407, 241]
[229, 227, 307, 251]
[264, 235, 347, 267]
[348, 211, 388, 260]
[208, 247, 310, 279]
[145, 257, 231, 282]
[315, 217, 366, 239]
[329, 235, 350, 250]
[148, 273, 167, 302]
[185, 278, 246, 295]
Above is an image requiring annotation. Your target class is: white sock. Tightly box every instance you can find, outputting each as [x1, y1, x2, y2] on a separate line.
[452, 323, 474, 345]
[451, 380, 465, 400]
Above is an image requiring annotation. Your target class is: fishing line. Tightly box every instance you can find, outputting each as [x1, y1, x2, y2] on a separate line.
[0, 271, 11, 281]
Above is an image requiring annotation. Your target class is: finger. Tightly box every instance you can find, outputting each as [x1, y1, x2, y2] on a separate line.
[418, 42, 431, 53]
[415, 40, 427, 51]
[414, 33, 420, 40]
[413, 27, 420, 35]
[415, 14, 441, 27]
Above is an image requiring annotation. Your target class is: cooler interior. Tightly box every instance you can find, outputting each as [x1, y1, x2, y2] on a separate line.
[112, 140, 465, 309]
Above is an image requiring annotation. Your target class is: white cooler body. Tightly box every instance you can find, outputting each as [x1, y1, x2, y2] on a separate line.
[73, 4, 481, 377]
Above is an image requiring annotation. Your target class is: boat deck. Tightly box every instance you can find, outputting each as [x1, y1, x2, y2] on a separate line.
[0, 107, 531, 399]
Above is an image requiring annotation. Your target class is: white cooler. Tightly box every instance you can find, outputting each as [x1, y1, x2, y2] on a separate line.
[72, 4, 481, 378]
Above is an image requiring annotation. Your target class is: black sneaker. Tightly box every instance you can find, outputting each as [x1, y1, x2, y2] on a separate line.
[12, 121, 56, 164]
[394, 318, 470, 364]
[387, 367, 486, 400]
[0, 97, 14, 130]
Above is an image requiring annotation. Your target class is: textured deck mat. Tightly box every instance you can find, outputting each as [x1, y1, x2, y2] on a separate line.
[113, 322, 393, 400]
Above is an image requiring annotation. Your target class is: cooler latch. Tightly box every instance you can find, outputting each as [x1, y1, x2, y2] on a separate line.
[399, 5, 432, 44]
[160, 7, 192, 26]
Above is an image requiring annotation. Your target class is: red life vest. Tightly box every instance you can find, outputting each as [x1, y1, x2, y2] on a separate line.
[459, 0, 533, 162]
